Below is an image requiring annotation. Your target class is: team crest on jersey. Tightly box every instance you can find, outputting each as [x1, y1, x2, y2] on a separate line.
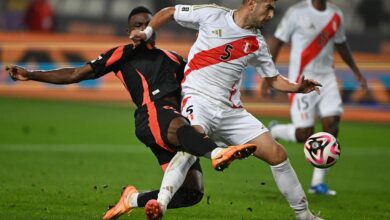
[332, 21, 337, 31]
[243, 41, 252, 54]
[181, 7, 190, 12]
[212, 29, 222, 37]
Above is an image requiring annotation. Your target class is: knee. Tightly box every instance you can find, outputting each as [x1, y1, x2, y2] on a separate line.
[323, 122, 339, 136]
[267, 142, 288, 165]
[295, 127, 314, 143]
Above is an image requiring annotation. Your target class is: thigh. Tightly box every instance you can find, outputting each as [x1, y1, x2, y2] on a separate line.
[180, 95, 217, 135]
[318, 79, 343, 118]
[135, 102, 183, 152]
[216, 109, 268, 145]
[290, 92, 317, 128]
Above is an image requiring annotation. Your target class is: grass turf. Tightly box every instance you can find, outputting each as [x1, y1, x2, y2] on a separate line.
[0, 97, 389, 219]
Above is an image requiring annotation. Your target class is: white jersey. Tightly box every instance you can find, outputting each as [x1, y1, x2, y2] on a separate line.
[274, 0, 346, 82]
[174, 4, 279, 108]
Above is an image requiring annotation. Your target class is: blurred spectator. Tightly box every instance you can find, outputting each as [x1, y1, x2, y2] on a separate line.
[357, 0, 388, 31]
[24, 0, 54, 32]
[1, 0, 28, 30]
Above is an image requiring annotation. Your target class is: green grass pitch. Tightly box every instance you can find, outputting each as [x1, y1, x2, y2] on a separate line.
[0, 97, 389, 219]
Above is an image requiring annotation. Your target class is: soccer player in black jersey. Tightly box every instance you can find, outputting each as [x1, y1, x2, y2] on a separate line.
[6, 6, 256, 220]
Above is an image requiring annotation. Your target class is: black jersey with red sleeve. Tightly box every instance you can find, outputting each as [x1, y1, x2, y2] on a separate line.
[88, 42, 186, 108]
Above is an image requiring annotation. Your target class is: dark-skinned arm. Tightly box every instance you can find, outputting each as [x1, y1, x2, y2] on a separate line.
[335, 42, 368, 92]
[130, 7, 176, 44]
[6, 64, 97, 84]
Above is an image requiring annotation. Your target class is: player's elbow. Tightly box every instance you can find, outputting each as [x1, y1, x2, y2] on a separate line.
[159, 7, 176, 20]
[69, 66, 94, 84]
[69, 70, 84, 83]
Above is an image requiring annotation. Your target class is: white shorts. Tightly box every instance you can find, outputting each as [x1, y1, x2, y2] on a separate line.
[181, 95, 268, 145]
[290, 73, 343, 128]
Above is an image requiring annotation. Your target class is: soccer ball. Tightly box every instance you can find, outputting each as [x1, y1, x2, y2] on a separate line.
[304, 132, 340, 168]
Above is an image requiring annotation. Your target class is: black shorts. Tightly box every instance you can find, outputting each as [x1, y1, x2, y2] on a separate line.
[134, 100, 201, 172]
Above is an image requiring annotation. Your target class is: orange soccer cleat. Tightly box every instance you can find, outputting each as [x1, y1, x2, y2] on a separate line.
[145, 199, 163, 220]
[212, 144, 257, 171]
[103, 185, 138, 220]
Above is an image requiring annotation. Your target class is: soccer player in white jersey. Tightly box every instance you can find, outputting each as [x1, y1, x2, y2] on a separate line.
[131, 0, 324, 219]
[263, 0, 368, 195]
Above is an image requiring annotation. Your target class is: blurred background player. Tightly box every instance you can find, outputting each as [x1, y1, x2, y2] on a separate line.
[264, 0, 368, 195]
[24, 0, 54, 32]
[130, 1, 325, 219]
[6, 6, 256, 220]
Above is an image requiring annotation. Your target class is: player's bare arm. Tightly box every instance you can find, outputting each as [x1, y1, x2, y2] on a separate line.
[269, 37, 285, 63]
[265, 74, 322, 94]
[262, 37, 285, 96]
[130, 7, 175, 45]
[335, 42, 368, 93]
[6, 64, 96, 84]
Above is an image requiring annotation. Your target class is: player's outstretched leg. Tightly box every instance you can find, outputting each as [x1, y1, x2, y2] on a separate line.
[145, 199, 163, 220]
[103, 185, 138, 220]
[211, 144, 256, 171]
[176, 125, 256, 171]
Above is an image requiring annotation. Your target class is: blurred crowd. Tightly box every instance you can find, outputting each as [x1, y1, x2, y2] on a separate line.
[0, 0, 389, 51]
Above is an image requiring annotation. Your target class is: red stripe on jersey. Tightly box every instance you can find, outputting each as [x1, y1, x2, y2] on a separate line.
[162, 50, 181, 65]
[182, 36, 259, 83]
[181, 96, 191, 112]
[161, 163, 169, 172]
[136, 68, 151, 105]
[228, 83, 243, 109]
[106, 46, 124, 67]
[116, 71, 130, 92]
[290, 13, 341, 104]
[136, 68, 173, 152]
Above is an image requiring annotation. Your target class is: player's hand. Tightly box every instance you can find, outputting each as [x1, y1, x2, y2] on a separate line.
[261, 80, 273, 97]
[5, 65, 29, 81]
[297, 75, 322, 94]
[357, 75, 368, 96]
[129, 29, 146, 47]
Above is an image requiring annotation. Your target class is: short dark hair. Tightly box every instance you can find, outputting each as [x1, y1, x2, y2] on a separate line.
[128, 6, 152, 21]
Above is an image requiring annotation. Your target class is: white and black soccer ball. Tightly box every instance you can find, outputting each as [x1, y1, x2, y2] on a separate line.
[304, 132, 340, 168]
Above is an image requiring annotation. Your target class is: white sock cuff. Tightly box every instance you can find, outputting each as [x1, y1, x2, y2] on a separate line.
[270, 159, 290, 171]
[130, 192, 139, 208]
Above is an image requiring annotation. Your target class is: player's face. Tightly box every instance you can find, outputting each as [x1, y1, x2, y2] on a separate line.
[127, 12, 154, 43]
[127, 12, 152, 33]
[250, 0, 276, 29]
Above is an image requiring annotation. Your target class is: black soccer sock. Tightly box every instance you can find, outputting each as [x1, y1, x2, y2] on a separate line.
[167, 187, 204, 209]
[176, 125, 219, 156]
[137, 188, 203, 208]
[137, 190, 159, 207]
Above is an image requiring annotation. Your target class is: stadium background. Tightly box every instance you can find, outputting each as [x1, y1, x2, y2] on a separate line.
[0, 0, 389, 219]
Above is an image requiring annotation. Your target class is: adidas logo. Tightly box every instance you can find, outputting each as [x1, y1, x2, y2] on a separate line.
[212, 29, 222, 37]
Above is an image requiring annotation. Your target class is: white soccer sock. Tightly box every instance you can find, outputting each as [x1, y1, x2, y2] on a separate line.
[270, 124, 297, 142]
[209, 147, 223, 159]
[129, 192, 139, 208]
[270, 159, 308, 212]
[311, 167, 329, 186]
[157, 151, 197, 213]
